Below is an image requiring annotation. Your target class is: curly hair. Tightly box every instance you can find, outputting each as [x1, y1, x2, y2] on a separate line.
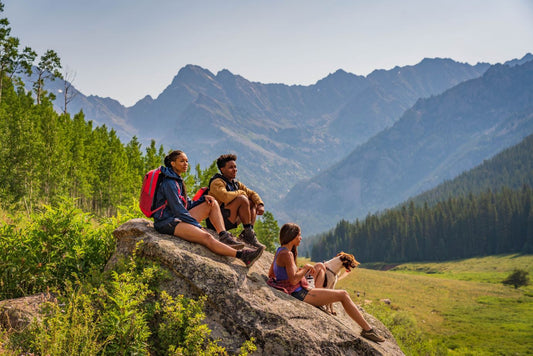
[216, 153, 237, 170]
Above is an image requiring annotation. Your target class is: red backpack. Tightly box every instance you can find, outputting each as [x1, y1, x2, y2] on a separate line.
[192, 187, 209, 201]
[139, 167, 166, 217]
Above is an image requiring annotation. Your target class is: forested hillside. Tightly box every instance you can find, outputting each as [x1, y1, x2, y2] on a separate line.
[0, 78, 165, 214]
[411, 132, 533, 206]
[311, 186, 533, 263]
[309, 133, 533, 262]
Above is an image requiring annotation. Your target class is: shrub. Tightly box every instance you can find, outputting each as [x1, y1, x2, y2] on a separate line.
[9, 285, 109, 355]
[155, 292, 226, 355]
[364, 303, 447, 355]
[502, 269, 530, 289]
[0, 198, 116, 299]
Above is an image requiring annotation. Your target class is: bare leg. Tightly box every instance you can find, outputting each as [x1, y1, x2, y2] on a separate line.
[173, 222, 237, 257]
[249, 202, 258, 225]
[304, 288, 372, 331]
[225, 195, 252, 225]
[313, 263, 326, 288]
[189, 201, 225, 234]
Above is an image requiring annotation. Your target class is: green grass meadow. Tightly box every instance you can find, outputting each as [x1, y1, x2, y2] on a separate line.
[333, 254, 533, 355]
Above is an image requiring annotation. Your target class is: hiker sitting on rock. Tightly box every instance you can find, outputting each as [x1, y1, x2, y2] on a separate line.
[153, 150, 264, 268]
[267, 223, 385, 343]
[206, 153, 265, 248]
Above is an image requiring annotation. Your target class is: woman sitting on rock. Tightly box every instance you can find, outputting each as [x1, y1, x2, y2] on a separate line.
[153, 150, 264, 268]
[268, 223, 385, 343]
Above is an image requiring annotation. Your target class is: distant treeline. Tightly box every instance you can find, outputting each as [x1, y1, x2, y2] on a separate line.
[0, 77, 166, 215]
[312, 186, 533, 263]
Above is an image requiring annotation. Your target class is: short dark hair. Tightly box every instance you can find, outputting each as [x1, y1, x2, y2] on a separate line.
[216, 153, 237, 170]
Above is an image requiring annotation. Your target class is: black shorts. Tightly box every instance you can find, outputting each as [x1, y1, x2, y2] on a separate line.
[154, 218, 180, 235]
[291, 287, 309, 301]
[206, 204, 238, 230]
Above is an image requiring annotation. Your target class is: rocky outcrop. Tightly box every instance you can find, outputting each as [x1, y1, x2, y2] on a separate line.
[109, 219, 404, 355]
[0, 292, 56, 331]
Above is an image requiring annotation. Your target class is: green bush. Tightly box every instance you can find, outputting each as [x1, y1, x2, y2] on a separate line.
[0, 199, 116, 299]
[12, 285, 109, 355]
[502, 269, 530, 289]
[364, 303, 447, 355]
[155, 292, 226, 355]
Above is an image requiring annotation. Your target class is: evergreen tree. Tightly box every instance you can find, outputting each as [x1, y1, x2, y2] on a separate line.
[33, 49, 62, 105]
[311, 186, 533, 263]
[255, 211, 280, 253]
[0, 5, 35, 103]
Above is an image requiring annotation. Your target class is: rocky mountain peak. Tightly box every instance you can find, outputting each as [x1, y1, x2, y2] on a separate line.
[171, 64, 217, 87]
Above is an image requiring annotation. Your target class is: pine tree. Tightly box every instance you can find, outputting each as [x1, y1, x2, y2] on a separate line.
[33, 49, 62, 105]
[255, 211, 279, 253]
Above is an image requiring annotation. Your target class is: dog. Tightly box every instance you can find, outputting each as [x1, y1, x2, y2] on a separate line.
[319, 252, 360, 314]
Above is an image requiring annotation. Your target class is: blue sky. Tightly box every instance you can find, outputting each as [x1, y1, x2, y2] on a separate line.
[3, 0, 533, 106]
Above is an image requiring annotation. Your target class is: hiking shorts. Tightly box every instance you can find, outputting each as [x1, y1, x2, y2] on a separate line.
[291, 287, 309, 301]
[154, 218, 180, 235]
[206, 204, 238, 231]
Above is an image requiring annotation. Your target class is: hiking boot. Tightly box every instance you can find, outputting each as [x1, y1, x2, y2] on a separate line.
[239, 227, 264, 248]
[239, 245, 265, 268]
[219, 231, 245, 250]
[360, 328, 385, 343]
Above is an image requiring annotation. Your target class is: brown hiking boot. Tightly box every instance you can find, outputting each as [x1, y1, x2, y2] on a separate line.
[360, 328, 385, 343]
[219, 231, 245, 250]
[239, 245, 265, 268]
[239, 227, 264, 248]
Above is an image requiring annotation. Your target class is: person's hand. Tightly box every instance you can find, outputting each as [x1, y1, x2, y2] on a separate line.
[257, 204, 265, 215]
[204, 195, 215, 206]
[304, 264, 315, 276]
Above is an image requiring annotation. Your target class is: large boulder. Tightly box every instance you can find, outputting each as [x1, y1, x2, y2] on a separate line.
[109, 219, 404, 355]
[0, 292, 56, 331]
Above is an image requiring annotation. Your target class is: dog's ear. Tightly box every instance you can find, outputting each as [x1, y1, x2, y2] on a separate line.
[345, 254, 360, 268]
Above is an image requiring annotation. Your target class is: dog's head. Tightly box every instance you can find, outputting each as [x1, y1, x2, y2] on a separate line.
[336, 252, 360, 272]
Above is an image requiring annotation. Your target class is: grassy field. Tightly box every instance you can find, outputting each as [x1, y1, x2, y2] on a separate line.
[327, 254, 532, 355]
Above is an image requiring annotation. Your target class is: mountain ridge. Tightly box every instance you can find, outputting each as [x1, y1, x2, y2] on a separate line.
[25, 54, 531, 232]
[280, 59, 533, 234]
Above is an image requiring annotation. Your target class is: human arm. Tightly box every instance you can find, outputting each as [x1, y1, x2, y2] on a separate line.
[277, 249, 314, 286]
[209, 178, 248, 204]
[268, 261, 275, 279]
[203, 194, 216, 206]
[237, 182, 264, 208]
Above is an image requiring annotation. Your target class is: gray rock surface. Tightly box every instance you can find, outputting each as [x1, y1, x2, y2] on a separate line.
[0, 292, 56, 331]
[108, 218, 404, 355]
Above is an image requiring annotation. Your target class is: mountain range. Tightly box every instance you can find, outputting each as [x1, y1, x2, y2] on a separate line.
[31, 53, 533, 234]
[281, 59, 533, 233]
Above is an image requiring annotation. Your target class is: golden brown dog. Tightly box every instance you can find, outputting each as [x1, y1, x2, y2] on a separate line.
[321, 252, 360, 314]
